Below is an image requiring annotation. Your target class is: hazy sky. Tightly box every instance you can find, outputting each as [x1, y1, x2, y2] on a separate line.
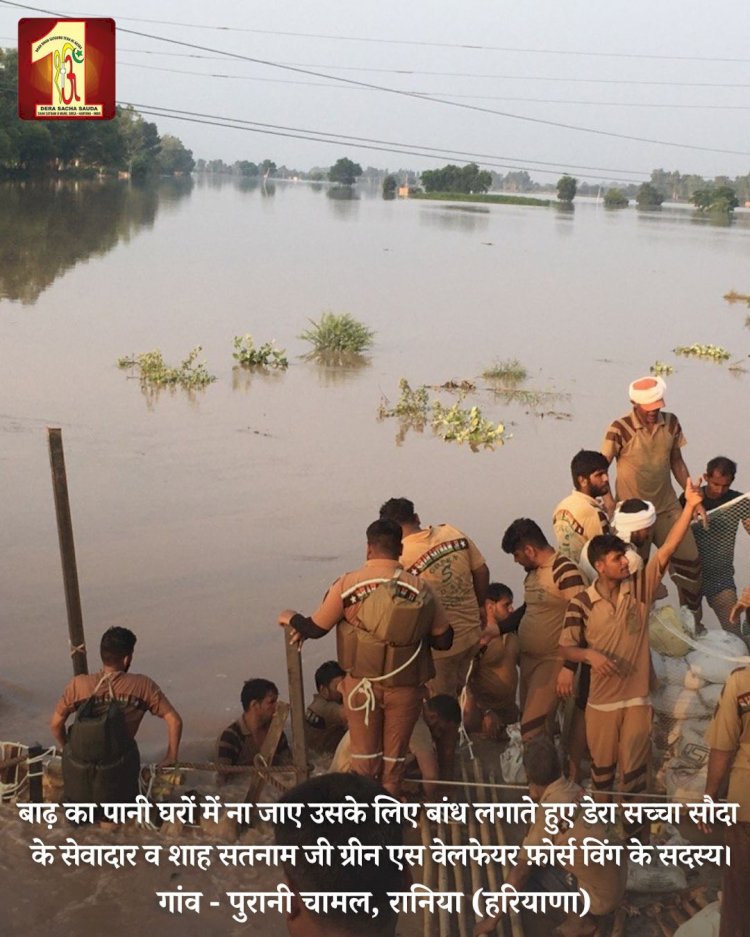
[4, 0, 750, 183]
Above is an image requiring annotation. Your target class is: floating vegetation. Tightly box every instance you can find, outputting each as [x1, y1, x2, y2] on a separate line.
[729, 360, 747, 374]
[434, 379, 477, 395]
[431, 401, 506, 450]
[723, 290, 750, 304]
[232, 334, 288, 369]
[378, 379, 429, 423]
[379, 379, 507, 451]
[535, 411, 573, 421]
[488, 386, 566, 408]
[673, 344, 731, 361]
[650, 361, 674, 376]
[299, 311, 374, 359]
[117, 347, 216, 389]
[482, 359, 527, 383]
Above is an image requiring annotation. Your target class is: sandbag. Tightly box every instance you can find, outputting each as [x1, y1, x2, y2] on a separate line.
[665, 764, 706, 803]
[673, 902, 720, 937]
[651, 685, 705, 720]
[698, 683, 722, 710]
[651, 650, 666, 685]
[649, 606, 692, 658]
[663, 656, 688, 686]
[668, 718, 711, 771]
[686, 631, 750, 684]
[626, 857, 687, 893]
[499, 723, 526, 784]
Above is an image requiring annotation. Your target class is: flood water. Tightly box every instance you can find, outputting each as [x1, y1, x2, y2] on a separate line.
[2, 177, 749, 759]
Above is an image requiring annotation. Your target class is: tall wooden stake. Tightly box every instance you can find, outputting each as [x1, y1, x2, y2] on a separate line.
[47, 427, 87, 675]
[284, 626, 309, 784]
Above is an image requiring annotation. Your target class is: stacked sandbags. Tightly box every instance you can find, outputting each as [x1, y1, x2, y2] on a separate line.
[650, 612, 748, 798]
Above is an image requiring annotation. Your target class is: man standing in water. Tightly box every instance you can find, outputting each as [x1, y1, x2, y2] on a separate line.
[601, 376, 704, 622]
[278, 518, 452, 797]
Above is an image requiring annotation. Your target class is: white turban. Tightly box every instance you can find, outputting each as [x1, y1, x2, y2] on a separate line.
[629, 376, 665, 410]
[579, 540, 643, 582]
[613, 501, 657, 542]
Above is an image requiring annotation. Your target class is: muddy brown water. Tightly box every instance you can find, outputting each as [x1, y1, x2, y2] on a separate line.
[0, 177, 746, 934]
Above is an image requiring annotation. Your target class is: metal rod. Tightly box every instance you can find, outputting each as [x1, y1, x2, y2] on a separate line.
[47, 427, 87, 675]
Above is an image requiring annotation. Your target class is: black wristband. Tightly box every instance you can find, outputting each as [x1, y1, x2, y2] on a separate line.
[563, 661, 577, 673]
[430, 625, 454, 650]
[289, 614, 328, 639]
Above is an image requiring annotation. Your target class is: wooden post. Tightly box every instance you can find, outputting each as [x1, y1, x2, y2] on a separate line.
[27, 744, 43, 803]
[243, 700, 290, 805]
[47, 427, 87, 675]
[284, 625, 309, 785]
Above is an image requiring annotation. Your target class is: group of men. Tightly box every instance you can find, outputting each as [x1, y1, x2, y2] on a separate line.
[48, 374, 750, 936]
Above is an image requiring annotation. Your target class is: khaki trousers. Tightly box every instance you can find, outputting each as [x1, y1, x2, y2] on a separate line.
[342, 674, 423, 797]
[430, 641, 481, 698]
[721, 821, 750, 937]
[519, 656, 562, 740]
[585, 704, 652, 841]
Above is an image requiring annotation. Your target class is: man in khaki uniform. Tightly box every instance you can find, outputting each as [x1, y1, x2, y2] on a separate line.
[278, 519, 452, 797]
[379, 497, 489, 697]
[601, 375, 704, 620]
[703, 589, 750, 937]
[475, 736, 626, 937]
[559, 481, 703, 842]
[501, 518, 586, 741]
[304, 661, 347, 754]
[553, 450, 612, 563]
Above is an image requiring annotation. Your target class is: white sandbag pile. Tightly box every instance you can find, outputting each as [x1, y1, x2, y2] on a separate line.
[649, 608, 749, 799]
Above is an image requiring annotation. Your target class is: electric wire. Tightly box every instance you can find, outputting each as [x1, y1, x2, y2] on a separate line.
[3, 0, 750, 158]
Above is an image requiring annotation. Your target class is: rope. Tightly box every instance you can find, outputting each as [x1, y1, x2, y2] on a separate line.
[0, 743, 55, 801]
[69, 643, 86, 657]
[347, 643, 423, 726]
[457, 658, 476, 761]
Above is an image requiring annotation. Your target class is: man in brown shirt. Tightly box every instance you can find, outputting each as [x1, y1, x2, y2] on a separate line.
[601, 375, 704, 620]
[304, 661, 347, 754]
[379, 497, 489, 698]
[559, 481, 703, 841]
[501, 518, 586, 741]
[553, 449, 612, 563]
[278, 519, 452, 796]
[50, 627, 182, 804]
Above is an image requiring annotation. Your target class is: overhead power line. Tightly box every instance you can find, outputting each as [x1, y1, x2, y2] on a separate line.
[12, 9, 749, 65]
[4, 0, 750, 159]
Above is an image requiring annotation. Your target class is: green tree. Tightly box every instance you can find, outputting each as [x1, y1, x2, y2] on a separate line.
[556, 175, 577, 203]
[259, 159, 277, 177]
[157, 135, 195, 174]
[420, 162, 491, 194]
[234, 160, 258, 177]
[604, 188, 629, 208]
[691, 186, 739, 214]
[636, 183, 664, 209]
[329, 157, 363, 185]
[382, 174, 397, 199]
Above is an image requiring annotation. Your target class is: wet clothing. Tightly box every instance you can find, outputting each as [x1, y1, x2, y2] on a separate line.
[400, 525, 486, 695]
[304, 694, 347, 754]
[468, 632, 519, 725]
[216, 715, 291, 767]
[54, 670, 176, 737]
[553, 490, 610, 563]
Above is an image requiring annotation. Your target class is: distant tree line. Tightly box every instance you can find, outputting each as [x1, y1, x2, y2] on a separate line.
[0, 49, 194, 177]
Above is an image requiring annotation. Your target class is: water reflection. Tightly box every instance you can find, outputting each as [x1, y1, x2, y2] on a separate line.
[0, 179, 191, 305]
[231, 365, 287, 392]
[418, 206, 489, 232]
[304, 353, 371, 386]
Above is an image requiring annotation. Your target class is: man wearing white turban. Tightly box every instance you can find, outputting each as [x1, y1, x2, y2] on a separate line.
[601, 376, 704, 623]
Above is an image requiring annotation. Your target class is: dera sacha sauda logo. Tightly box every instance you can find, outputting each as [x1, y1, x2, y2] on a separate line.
[18, 18, 115, 119]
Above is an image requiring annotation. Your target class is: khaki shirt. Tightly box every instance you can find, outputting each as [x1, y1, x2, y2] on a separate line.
[602, 409, 686, 513]
[553, 490, 610, 563]
[520, 553, 586, 660]
[522, 777, 626, 916]
[400, 525, 486, 654]
[54, 670, 176, 738]
[560, 555, 664, 705]
[706, 665, 750, 822]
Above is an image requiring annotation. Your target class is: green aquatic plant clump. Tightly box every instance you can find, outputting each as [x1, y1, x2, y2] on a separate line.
[482, 359, 528, 383]
[233, 334, 289, 369]
[117, 347, 216, 388]
[300, 311, 374, 357]
[673, 344, 730, 361]
[432, 401, 506, 450]
[378, 378, 429, 422]
[650, 361, 674, 376]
